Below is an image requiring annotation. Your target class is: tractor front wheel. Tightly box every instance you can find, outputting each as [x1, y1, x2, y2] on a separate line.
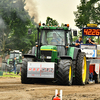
[21, 58, 34, 84]
[57, 59, 73, 85]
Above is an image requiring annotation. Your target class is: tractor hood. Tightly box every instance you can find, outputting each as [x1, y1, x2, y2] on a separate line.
[40, 45, 57, 51]
[40, 45, 58, 62]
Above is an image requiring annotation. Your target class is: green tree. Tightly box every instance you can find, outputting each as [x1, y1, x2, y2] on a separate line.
[61, 23, 65, 27]
[46, 17, 59, 26]
[74, 0, 100, 28]
[74, 0, 100, 44]
[0, 0, 37, 57]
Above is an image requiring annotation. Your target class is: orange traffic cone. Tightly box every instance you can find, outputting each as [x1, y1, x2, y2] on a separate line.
[53, 96, 60, 100]
[53, 89, 62, 100]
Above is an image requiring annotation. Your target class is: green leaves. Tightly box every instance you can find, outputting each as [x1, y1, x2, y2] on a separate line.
[74, 0, 100, 28]
[74, 0, 100, 44]
[46, 17, 59, 26]
[0, 0, 37, 57]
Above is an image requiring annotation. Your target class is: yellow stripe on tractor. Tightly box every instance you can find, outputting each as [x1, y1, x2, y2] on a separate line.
[40, 49, 57, 51]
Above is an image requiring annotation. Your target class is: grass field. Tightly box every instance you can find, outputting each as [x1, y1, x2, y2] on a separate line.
[0, 71, 21, 77]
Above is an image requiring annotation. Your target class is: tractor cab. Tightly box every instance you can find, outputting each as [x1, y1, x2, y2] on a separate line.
[40, 26, 73, 58]
[32, 23, 77, 62]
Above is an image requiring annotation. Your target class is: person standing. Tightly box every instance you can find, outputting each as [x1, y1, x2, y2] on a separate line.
[10, 57, 16, 74]
[75, 36, 83, 48]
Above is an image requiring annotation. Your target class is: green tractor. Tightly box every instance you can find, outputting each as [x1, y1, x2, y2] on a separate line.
[7, 50, 22, 74]
[21, 23, 87, 85]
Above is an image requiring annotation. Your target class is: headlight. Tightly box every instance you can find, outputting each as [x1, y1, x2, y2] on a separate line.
[46, 56, 51, 59]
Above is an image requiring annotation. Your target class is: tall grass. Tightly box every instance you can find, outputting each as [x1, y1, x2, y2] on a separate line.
[0, 71, 21, 77]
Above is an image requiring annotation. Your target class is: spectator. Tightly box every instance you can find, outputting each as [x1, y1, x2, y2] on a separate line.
[86, 36, 96, 44]
[10, 57, 16, 74]
[75, 36, 83, 48]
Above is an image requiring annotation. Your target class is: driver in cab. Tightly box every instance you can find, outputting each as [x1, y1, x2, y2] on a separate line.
[51, 33, 60, 45]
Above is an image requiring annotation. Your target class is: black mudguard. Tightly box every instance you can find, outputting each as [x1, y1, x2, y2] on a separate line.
[73, 48, 81, 60]
[60, 55, 72, 60]
[24, 54, 36, 59]
[86, 61, 90, 83]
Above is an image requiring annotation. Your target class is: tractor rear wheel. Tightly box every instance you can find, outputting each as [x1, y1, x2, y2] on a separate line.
[21, 58, 34, 84]
[57, 59, 73, 85]
[75, 52, 87, 85]
[16, 64, 21, 75]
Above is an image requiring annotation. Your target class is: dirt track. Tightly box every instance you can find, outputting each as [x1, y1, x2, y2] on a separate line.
[0, 77, 100, 100]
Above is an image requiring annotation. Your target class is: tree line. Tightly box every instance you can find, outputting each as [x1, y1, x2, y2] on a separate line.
[0, 0, 37, 59]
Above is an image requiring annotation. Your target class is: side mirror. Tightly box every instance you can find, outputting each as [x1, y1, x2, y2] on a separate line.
[73, 30, 77, 36]
[28, 29, 32, 35]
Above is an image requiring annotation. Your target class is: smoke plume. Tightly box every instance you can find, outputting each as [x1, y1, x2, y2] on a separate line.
[0, 17, 6, 30]
[25, 0, 38, 23]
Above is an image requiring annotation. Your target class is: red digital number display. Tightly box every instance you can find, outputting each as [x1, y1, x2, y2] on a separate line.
[83, 29, 100, 36]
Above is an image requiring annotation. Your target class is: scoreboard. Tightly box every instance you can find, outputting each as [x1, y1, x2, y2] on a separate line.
[83, 28, 100, 36]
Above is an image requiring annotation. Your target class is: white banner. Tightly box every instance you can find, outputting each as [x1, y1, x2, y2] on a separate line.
[81, 49, 97, 57]
[27, 62, 55, 78]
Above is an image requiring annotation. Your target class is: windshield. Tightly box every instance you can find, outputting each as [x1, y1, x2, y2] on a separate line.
[15, 53, 19, 59]
[10, 53, 14, 59]
[10, 53, 19, 59]
[41, 30, 65, 45]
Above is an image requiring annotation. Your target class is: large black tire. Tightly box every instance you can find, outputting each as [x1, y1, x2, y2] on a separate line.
[21, 58, 33, 84]
[16, 64, 22, 74]
[75, 52, 87, 85]
[57, 59, 73, 85]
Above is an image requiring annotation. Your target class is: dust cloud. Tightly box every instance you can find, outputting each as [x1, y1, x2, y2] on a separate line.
[25, 0, 38, 23]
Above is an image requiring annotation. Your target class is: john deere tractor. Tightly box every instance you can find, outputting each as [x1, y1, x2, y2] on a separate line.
[7, 50, 22, 74]
[21, 24, 88, 85]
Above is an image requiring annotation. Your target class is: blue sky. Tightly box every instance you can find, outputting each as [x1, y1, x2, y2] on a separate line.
[34, 0, 80, 29]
